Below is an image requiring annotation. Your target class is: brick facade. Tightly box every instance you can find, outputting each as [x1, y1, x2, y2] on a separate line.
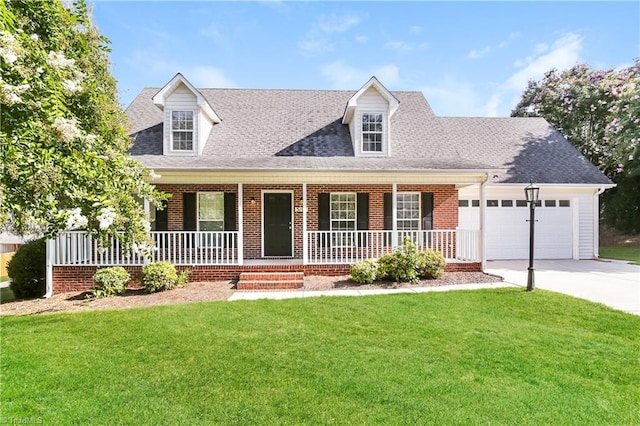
[52, 183, 473, 293]
[52, 262, 481, 293]
[155, 183, 458, 260]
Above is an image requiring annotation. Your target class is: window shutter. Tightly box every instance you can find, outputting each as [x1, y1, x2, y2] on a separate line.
[183, 193, 197, 231]
[154, 200, 168, 231]
[356, 193, 369, 247]
[383, 193, 392, 230]
[421, 192, 434, 230]
[356, 193, 369, 230]
[318, 193, 330, 231]
[223, 193, 237, 231]
[317, 193, 330, 249]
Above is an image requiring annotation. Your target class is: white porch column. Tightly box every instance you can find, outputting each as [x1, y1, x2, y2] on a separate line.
[44, 239, 54, 298]
[302, 183, 308, 265]
[392, 183, 398, 248]
[479, 177, 487, 270]
[237, 183, 244, 265]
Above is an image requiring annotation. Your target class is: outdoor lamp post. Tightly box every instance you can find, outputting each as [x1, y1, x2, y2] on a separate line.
[524, 182, 540, 291]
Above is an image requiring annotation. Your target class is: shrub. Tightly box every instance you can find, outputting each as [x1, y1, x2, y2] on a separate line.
[141, 261, 189, 293]
[377, 237, 421, 284]
[350, 259, 379, 284]
[417, 249, 446, 279]
[8, 238, 46, 299]
[90, 267, 130, 298]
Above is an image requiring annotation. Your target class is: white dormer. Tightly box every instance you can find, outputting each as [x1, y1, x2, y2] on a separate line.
[152, 73, 221, 156]
[342, 76, 399, 157]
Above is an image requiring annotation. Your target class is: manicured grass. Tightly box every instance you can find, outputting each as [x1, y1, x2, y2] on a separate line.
[0, 276, 9, 282]
[600, 245, 640, 265]
[0, 286, 14, 304]
[2, 289, 639, 424]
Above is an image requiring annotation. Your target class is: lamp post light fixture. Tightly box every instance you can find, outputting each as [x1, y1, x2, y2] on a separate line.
[524, 182, 540, 291]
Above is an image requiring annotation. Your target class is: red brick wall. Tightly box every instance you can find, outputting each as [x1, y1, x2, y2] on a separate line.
[154, 183, 459, 260]
[52, 261, 481, 293]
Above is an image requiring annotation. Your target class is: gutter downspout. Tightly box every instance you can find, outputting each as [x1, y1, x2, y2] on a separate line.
[44, 239, 54, 298]
[479, 174, 489, 271]
[593, 186, 606, 259]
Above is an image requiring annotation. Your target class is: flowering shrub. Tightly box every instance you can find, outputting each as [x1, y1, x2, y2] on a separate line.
[350, 259, 379, 284]
[513, 61, 640, 232]
[0, 1, 167, 249]
[90, 267, 130, 298]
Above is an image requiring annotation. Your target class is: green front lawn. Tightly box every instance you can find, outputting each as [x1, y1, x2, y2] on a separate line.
[2, 289, 639, 424]
[600, 245, 640, 265]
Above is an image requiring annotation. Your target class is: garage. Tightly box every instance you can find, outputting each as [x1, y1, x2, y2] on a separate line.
[459, 198, 574, 260]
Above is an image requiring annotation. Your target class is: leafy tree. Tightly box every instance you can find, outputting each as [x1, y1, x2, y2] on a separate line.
[512, 61, 640, 233]
[0, 0, 166, 252]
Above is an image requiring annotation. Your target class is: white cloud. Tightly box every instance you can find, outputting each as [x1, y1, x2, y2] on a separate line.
[316, 13, 360, 34]
[505, 32, 582, 92]
[322, 62, 400, 89]
[188, 66, 237, 88]
[409, 25, 423, 35]
[421, 77, 489, 117]
[298, 13, 362, 56]
[384, 40, 429, 52]
[468, 32, 519, 60]
[355, 35, 368, 43]
[200, 22, 222, 40]
[468, 46, 492, 59]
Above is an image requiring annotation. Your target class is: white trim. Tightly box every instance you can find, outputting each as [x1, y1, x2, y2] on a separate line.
[261, 190, 294, 258]
[360, 112, 385, 155]
[44, 239, 54, 298]
[302, 183, 308, 265]
[572, 196, 580, 259]
[168, 109, 198, 155]
[480, 177, 487, 270]
[342, 76, 399, 124]
[153, 73, 221, 123]
[392, 183, 398, 248]
[593, 187, 606, 258]
[237, 183, 244, 265]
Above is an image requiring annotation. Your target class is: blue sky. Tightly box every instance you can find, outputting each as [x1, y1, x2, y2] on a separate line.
[92, 1, 639, 117]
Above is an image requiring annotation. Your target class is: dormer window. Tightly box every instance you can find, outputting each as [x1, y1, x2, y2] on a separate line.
[171, 111, 194, 151]
[362, 113, 383, 152]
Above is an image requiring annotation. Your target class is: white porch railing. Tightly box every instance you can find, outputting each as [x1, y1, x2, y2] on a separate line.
[305, 229, 480, 264]
[53, 231, 239, 266]
[54, 229, 479, 267]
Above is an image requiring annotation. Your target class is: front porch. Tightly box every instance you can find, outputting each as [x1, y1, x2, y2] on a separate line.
[50, 229, 481, 292]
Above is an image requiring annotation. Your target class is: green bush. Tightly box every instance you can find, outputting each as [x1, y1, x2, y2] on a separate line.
[141, 261, 189, 293]
[7, 238, 46, 299]
[350, 259, 379, 284]
[417, 249, 446, 279]
[377, 237, 421, 284]
[90, 267, 130, 298]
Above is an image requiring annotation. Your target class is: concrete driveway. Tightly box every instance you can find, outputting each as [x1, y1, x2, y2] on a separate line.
[485, 259, 640, 315]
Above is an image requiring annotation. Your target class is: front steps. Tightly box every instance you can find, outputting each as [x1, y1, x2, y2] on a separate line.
[237, 272, 304, 290]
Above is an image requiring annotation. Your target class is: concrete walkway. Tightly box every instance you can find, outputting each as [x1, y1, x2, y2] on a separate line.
[485, 259, 640, 316]
[228, 281, 515, 301]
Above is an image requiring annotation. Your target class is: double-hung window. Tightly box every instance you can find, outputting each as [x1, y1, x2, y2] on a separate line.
[198, 192, 224, 246]
[171, 111, 194, 151]
[396, 193, 420, 230]
[362, 113, 383, 152]
[330, 193, 356, 246]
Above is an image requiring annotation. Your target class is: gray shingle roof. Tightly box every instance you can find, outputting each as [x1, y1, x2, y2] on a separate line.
[437, 117, 612, 184]
[126, 86, 611, 185]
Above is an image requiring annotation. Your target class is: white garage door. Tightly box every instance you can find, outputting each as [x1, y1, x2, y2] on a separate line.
[459, 199, 573, 260]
